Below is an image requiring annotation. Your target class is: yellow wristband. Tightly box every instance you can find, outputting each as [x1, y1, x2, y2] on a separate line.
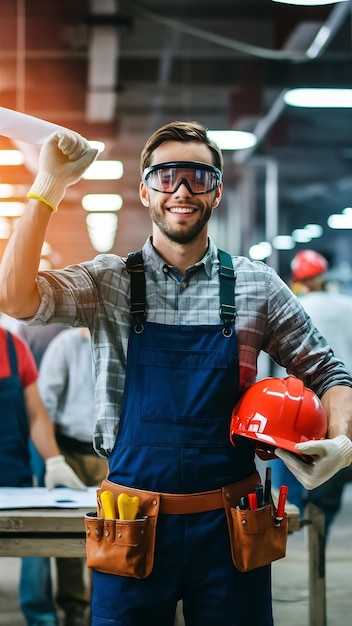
[27, 192, 57, 213]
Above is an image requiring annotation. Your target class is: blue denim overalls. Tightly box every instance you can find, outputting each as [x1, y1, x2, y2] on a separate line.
[92, 251, 273, 626]
[0, 331, 32, 487]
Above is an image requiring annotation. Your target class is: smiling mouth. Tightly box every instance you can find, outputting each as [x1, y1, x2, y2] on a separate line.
[168, 207, 196, 213]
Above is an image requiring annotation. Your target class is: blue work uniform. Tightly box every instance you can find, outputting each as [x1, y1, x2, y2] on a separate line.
[0, 331, 32, 487]
[92, 252, 273, 626]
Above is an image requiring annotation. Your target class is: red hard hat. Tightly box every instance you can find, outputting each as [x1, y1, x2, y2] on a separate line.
[230, 376, 327, 457]
[290, 250, 328, 282]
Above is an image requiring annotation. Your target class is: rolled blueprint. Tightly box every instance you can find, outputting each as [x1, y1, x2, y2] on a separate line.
[0, 106, 69, 147]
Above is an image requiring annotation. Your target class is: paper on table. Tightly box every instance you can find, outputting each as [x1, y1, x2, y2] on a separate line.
[0, 486, 97, 509]
[0, 106, 70, 146]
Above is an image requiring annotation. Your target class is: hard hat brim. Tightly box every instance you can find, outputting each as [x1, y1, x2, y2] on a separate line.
[231, 428, 325, 457]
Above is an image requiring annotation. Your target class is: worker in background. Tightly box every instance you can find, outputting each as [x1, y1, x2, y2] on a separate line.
[0, 321, 86, 626]
[271, 249, 352, 534]
[16, 323, 69, 626]
[1, 124, 352, 625]
[39, 327, 108, 626]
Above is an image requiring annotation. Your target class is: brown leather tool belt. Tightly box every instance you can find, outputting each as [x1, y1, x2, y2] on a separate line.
[100, 471, 261, 515]
[86, 471, 267, 578]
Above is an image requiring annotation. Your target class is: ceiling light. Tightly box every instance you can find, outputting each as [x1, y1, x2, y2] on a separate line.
[249, 242, 272, 260]
[41, 241, 53, 256]
[272, 1, 347, 5]
[0, 217, 11, 239]
[207, 130, 257, 150]
[83, 160, 123, 180]
[0, 150, 25, 165]
[86, 212, 118, 253]
[82, 194, 123, 212]
[284, 88, 352, 107]
[292, 228, 312, 243]
[272, 235, 295, 250]
[88, 140, 106, 154]
[305, 224, 323, 238]
[39, 258, 53, 270]
[0, 184, 16, 198]
[0, 202, 25, 217]
[327, 213, 352, 228]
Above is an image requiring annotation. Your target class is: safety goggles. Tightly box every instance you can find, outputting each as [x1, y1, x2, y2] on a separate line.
[142, 161, 222, 195]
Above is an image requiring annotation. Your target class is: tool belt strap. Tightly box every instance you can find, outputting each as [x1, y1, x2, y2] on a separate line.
[102, 472, 260, 515]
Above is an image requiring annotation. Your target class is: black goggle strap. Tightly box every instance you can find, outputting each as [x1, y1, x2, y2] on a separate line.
[218, 249, 236, 330]
[143, 162, 221, 183]
[126, 249, 146, 330]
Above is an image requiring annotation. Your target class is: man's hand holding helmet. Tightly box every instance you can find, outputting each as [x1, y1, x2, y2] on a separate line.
[275, 435, 352, 490]
[230, 376, 352, 490]
[27, 130, 98, 212]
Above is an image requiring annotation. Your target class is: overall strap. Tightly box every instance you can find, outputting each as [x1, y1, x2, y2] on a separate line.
[6, 330, 19, 375]
[126, 248, 237, 330]
[126, 250, 147, 326]
[217, 249, 237, 330]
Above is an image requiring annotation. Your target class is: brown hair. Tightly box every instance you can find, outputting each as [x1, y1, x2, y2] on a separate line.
[140, 120, 223, 174]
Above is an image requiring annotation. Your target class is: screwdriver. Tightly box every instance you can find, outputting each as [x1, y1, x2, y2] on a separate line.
[117, 493, 139, 520]
[100, 490, 116, 519]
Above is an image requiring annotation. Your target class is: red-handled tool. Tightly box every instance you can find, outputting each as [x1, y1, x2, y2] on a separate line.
[275, 485, 288, 524]
[248, 492, 259, 511]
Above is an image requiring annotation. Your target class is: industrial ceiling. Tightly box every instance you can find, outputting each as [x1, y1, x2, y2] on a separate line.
[1, 0, 352, 284]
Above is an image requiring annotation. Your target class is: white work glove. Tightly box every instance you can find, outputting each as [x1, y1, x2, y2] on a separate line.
[275, 435, 352, 490]
[44, 455, 87, 491]
[27, 130, 98, 212]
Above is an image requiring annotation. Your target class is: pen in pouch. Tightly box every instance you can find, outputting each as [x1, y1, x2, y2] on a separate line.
[238, 495, 248, 510]
[255, 484, 264, 508]
[247, 492, 259, 511]
[275, 485, 288, 525]
[264, 466, 272, 505]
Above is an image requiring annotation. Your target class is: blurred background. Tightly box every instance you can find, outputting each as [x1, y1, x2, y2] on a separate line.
[1, 0, 352, 287]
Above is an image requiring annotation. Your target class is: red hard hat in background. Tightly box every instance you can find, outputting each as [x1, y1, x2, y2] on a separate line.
[230, 376, 328, 457]
[290, 250, 328, 282]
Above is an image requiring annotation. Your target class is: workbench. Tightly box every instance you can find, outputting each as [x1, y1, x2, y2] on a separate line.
[0, 507, 89, 558]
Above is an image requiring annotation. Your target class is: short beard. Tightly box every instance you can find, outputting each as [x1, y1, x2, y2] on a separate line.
[150, 205, 213, 244]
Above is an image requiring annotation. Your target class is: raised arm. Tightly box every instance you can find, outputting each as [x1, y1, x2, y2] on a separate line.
[0, 130, 97, 319]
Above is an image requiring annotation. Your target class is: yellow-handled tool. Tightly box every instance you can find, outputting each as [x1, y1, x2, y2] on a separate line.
[117, 493, 139, 520]
[100, 490, 116, 519]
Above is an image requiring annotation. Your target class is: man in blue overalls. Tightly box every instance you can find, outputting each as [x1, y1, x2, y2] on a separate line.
[1, 121, 352, 626]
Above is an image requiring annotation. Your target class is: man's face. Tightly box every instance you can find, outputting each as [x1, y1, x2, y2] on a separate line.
[139, 141, 222, 245]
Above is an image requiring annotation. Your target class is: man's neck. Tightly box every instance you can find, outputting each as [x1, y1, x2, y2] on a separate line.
[151, 234, 208, 276]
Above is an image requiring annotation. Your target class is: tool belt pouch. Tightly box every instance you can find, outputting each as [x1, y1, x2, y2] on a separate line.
[85, 479, 160, 579]
[225, 503, 288, 572]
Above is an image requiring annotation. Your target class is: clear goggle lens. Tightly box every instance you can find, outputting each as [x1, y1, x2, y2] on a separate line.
[142, 161, 222, 194]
